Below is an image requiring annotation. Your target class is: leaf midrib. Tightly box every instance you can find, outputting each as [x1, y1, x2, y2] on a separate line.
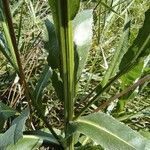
[77, 119, 136, 150]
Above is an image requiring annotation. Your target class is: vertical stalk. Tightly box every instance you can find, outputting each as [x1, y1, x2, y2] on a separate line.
[56, 1, 75, 149]
[2, 0, 25, 86]
[2, 1, 63, 146]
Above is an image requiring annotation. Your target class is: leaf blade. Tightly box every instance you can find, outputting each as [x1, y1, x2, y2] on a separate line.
[70, 112, 150, 150]
[73, 9, 93, 81]
[119, 8, 150, 71]
[102, 14, 130, 86]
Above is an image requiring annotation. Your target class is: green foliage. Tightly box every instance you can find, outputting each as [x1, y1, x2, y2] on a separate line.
[44, 20, 60, 69]
[44, 9, 93, 82]
[51, 71, 64, 101]
[119, 8, 150, 71]
[0, 2, 18, 71]
[102, 14, 131, 86]
[6, 135, 42, 150]
[77, 144, 104, 150]
[0, 1, 149, 150]
[70, 0, 80, 20]
[25, 129, 60, 145]
[74, 10, 93, 82]
[70, 112, 150, 150]
[140, 131, 150, 140]
[33, 65, 52, 106]
[0, 102, 16, 130]
[0, 102, 16, 120]
[0, 108, 29, 149]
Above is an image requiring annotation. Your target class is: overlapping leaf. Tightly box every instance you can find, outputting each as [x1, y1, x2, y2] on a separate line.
[0, 102, 16, 131]
[0, 108, 29, 149]
[6, 135, 42, 150]
[0, 102, 16, 120]
[44, 20, 60, 69]
[44, 9, 93, 83]
[102, 15, 130, 86]
[119, 8, 150, 71]
[69, 112, 150, 150]
[33, 65, 52, 104]
[51, 71, 64, 101]
[73, 9, 93, 81]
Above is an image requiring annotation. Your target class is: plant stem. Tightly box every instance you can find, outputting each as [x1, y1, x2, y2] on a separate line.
[2, 0, 31, 110]
[2, 0, 30, 102]
[2, 1, 61, 146]
[94, 74, 150, 112]
[56, 1, 75, 149]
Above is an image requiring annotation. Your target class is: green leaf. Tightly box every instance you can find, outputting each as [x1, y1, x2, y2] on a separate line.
[70, 0, 80, 20]
[70, 112, 150, 150]
[11, 108, 30, 143]
[0, 125, 17, 149]
[44, 20, 60, 69]
[24, 130, 59, 145]
[140, 131, 150, 140]
[51, 71, 64, 101]
[0, 33, 16, 69]
[44, 9, 93, 82]
[48, 0, 59, 31]
[73, 9, 93, 81]
[102, 15, 130, 86]
[77, 144, 104, 150]
[0, 102, 16, 130]
[117, 56, 148, 112]
[0, 108, 29, 149]
[119, 8, 150, 71]
[6, 135, 42, 150]
[0, 4, 18, 71]
[121, 61, 144, 89]
[48, 0, 80, 24]
[0, 102, 16, 120]
[33, 65, 52, 104]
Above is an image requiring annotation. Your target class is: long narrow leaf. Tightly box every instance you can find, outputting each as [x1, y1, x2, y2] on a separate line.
[73, 9, 93, 81]
[33, 65, 52, 104]
[102, 14, 130, 86]
[119, 8, 150, 71]
[70, 112, 150, 150]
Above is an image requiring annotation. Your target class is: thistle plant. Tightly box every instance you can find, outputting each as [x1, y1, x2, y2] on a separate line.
[0, 0, 150, 150]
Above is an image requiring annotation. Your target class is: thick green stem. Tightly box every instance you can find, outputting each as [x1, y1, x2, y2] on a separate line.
[56, 1, 75, 149]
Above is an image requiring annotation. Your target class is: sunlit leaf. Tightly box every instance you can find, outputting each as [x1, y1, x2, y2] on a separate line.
[73, 9, 93, 81]
[69, 112, 150, 150]
[24, 130, 59, 145]
[6, 135, 42, 150]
